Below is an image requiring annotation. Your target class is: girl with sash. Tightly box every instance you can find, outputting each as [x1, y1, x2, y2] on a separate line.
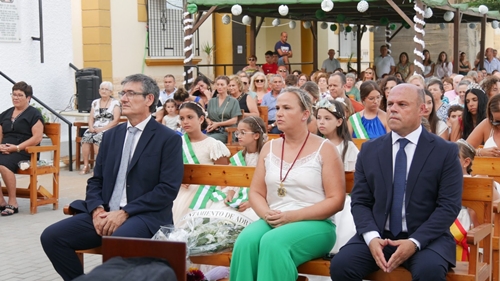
[220, 116, 267, 221]
[171, 101, 230, 225]
[347, 81, 389, 139]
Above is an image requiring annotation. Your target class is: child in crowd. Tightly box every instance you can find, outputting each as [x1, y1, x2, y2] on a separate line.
[222, 116, 267, 221]
[172, 101, 231, 225]
[161, 99, 179, 131]
[316, 99, 359, 171]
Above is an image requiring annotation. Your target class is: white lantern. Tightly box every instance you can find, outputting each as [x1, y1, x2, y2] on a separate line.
[357, 0, 369, 13]
[231, 5, 242, 16]
[278, 5, 289, 16]
[443, 11, 454, 22]
[222, 14, 231, 25]
[320, 22, 328, 29]
[492, 20, 499, 29]
[272, 18, 281, 27]
[478, 5, 489, 15]
[339, 25, 345, 32]
[352, 25, 358, 32]
[369, 26, 375, 32]
[321, 0, 334, 12]
[289, 20, 296, 29]
[242, 15, 252, 25]
[439, 23, 445, 30]
[303, 21, 312, 29]
[469, 23, 476, 29]
[424, 7, 433, 19]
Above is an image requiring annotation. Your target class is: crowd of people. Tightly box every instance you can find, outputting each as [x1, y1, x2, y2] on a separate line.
[2, 36, 499, 280]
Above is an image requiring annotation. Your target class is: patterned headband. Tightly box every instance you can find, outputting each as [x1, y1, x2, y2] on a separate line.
[315, 98, 345, 119]
[180, 101, 207, 117]
[248, 116, 265, 135]
[456, 138, 475, 154]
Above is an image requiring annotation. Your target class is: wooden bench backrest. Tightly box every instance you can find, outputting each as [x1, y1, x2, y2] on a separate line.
[473, 157, 500, 183]
[352, 138, 367, 151]
[462, 176, 494, 226]
[182, 164, 354, 191]
[258, 106, 268, 125]
[102, 236, 187, 281]
[44, 123, 61, 146]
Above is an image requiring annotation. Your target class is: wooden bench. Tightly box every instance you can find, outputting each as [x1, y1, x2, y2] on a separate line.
[64, 165, 495, 281]
[74, 118, 127, 171]
[352, 138, 368, 151]
[2, 123, 60, 214]
[102, 236, 187, 281]
[471, 156, 500, 281]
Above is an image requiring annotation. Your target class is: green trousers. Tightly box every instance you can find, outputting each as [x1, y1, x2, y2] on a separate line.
[229, 219, 336, 281]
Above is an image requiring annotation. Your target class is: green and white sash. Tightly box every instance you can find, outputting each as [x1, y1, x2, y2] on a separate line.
[349, 113, 370, 139]
[182, 134, 224, 210]
[227, 151, 250, 208]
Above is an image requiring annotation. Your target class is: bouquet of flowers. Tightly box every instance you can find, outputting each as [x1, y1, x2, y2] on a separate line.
[153, 209, 253, 256]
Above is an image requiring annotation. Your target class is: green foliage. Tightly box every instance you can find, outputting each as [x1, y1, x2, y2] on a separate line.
[31, 102, 50, 123]
[467, 0, 500, 11]
[202, 42, 215, 56]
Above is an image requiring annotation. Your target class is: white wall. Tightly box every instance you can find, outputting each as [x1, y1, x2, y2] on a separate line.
[0, 0, 74, 114]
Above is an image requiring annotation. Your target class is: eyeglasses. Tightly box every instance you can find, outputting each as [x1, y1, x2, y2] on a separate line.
[255, 79, 265, 83]
[248, 58, 256, 61]
[118, 91, 148, 99]
[491, 120, 500, 126]
[10, 93, 25, 98]
[234, 131, 255, 138]
[279, 70, 287, 73]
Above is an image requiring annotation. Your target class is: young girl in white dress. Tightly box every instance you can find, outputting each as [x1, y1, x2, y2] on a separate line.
[217, 116, 267, 221]
[161, 99, 179, 131]
[172, 101, 230, 225]
[316, 98, 359, 171]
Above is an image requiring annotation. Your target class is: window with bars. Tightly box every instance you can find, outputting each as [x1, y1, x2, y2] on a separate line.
[148, 0, 199, 58]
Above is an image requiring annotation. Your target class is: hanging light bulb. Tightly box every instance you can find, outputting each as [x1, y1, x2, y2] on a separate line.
[231, 4, 242, 16]
[357, 0, 369, 13]
[278, 5, 289, 16]
[242, 15, 252, 25]
[321, 0, 334, 12]
[289, 20, 296, 29]
[222, 14, 231, 25]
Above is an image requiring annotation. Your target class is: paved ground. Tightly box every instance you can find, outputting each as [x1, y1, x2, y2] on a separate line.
[0, 167, 101, 281]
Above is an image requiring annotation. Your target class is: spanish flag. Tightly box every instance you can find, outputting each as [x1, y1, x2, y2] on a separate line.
[450, 218, 469, 261]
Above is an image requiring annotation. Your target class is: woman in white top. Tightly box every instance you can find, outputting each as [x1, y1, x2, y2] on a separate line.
[423, 90, 449, 140]
[434, 51, 453, 79]
[422, 49, 436, 81]
[80, 81, 121, 174]
[249, 72, 268, 105]
[229, 87, 345, 281]
[466, 94, 500, 157]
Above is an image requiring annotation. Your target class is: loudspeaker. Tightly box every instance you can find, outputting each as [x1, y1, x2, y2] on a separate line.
[75, 68, 102, 85]
[76, 75, 100, 113]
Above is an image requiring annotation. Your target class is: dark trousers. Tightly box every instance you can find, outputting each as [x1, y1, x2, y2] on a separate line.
[268, 120, 282, 134]
[330, 232, 450, 281]
[40, 213, 152, 281]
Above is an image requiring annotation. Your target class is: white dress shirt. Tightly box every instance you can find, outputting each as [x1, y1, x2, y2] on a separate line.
[119, 115, 152, 207]
[363, 125, 422, 249]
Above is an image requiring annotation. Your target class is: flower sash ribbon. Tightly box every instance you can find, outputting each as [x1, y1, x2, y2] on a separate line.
[450, 218, 469, 261]
[349, 113, 370, 139]
[182, 134, 223, 210]
[227, 151, 249, 208]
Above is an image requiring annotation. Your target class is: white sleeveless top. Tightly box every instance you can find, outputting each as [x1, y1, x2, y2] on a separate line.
[264, 139, 333, 221]
[484, 128, 497, 148]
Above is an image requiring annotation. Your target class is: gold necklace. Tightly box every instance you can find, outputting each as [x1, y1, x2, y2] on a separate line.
[278, 132, 310, 197]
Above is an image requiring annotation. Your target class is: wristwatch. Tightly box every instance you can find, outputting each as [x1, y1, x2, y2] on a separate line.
[411, 240, 419, 252]
[16, 145, 20, 153]
[271, 123, 276, 128]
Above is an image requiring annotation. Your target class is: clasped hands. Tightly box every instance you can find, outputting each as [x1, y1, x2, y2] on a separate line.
[264, 209, 293, 228]
[369, 238, 417, 273]
[206, 121, 220, 133]
[0, 143, 17, 154]
[92, 208, 129, 236]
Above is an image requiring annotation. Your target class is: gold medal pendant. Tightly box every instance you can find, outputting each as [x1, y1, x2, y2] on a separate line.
[278, 182, 286, 197]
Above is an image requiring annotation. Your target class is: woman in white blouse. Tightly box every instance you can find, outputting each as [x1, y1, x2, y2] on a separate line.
[434, 51, 453, 79]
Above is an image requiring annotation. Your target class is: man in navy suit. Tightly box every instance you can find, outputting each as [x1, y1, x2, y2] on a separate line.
[41, 74, 183, 281]
[330, 84, 462, 281]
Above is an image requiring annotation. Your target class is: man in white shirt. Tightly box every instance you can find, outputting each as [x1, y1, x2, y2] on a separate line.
[155, 74, 178, 122]
[321, 49, 341, 73]
[484, 48, 500, 74]
[374, 45, 395, 78]
[330, 84, 462, 281]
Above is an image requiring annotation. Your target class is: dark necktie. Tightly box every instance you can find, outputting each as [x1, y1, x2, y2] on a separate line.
[390, 138, 410, 236]
[109, 127, 139, 211]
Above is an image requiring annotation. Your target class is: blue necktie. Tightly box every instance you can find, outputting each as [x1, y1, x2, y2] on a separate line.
[390, 138, 410, 236]
[109, 127, 139, 211]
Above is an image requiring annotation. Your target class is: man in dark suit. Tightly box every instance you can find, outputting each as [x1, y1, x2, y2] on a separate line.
[330, 84, 462, 281]
[41, 74, 183, 281]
